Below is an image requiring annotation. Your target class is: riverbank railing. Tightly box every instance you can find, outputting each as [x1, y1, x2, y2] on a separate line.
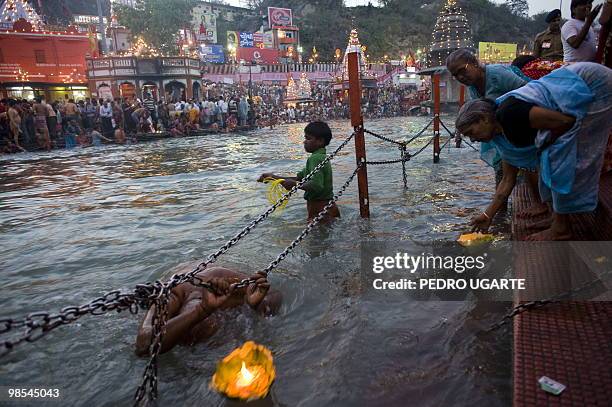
[0, 53, 465, 405]
[0, 128, 362, 405]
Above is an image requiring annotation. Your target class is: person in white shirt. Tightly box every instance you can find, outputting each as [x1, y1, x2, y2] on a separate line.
[561, 0, 603, 62]
[217, 96, 228, 128]
[99, 100, 113, 137]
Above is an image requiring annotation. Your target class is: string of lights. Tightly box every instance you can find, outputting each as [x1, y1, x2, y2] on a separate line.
[428, 0, 474, 67]
[286, 75, 298, 99]
[13, 67, 29, 81]
[0, 0, 43, 30]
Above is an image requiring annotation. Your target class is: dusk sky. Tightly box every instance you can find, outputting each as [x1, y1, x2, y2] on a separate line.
[226, 0, 605, 18]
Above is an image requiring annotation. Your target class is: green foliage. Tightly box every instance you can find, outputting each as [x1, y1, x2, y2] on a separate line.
[506, 0, 529, 18]
[115, 0, 197, 54]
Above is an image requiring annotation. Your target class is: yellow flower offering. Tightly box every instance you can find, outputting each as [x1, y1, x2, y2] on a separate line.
[457, 232, 494, 247]
[263, 178, 289, 212]
[211, 341, 276, 401]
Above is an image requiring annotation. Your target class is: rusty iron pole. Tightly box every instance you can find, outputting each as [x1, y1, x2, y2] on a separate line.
[432, 73, 441, 163]
[456, 83, 465, 148]
[347, 52, 370, 218]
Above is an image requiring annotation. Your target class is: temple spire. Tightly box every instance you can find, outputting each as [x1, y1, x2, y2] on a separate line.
[0, 0, 43, 30]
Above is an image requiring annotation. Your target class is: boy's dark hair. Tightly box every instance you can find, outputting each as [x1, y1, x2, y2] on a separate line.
[304, 121, 332, 145]
[511, 54, 536, 69]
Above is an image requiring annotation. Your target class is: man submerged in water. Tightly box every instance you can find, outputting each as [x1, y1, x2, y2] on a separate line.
[135, 263, 282, 356]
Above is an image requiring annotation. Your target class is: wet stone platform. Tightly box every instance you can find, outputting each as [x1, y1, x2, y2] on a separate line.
[510, 172, 612, 406]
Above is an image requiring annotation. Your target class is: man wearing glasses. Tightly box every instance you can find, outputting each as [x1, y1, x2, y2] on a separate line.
[445, 49, 528, 209]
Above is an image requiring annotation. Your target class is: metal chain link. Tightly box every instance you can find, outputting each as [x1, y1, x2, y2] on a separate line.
[488, 268, 612, 331]
[0, 132, 358, 405]
[461, 137, 480, 153]
[199, 164, 362, 292]
[0, 290, 141, 358]
[366, 157, 411, 165]
[364, 129, 407, 147]
[439, 136, 452, 153]
[409, 135, 435, 159]
[403, 118, 434, 145]
[134, 287, 169, 404]
[365, 135, 435, 166]
[364, 118, 434, 147]
[0, 131, 357, 353]
[437, 118, 456, 138]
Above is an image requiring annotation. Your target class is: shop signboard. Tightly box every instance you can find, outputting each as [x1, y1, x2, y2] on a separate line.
[236, 47, 279, 64]
[478, 42, 517, 63]
[239, 32, 254, 48]
[267, 7, 292, 27]
[200, 44, 225, 63]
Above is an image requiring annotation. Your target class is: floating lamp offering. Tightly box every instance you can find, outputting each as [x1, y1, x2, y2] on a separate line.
[457, 232, 494, 247]
[211, 341, 276, 400]
[263, 178, 289, 211]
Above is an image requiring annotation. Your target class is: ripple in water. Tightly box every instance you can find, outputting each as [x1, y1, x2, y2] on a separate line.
[0, 116, 511, 406]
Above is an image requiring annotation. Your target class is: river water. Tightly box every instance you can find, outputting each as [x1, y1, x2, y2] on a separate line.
[0, 116, 512, 406]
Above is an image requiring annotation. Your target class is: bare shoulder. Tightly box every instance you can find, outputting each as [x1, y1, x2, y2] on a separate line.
[194, 266, 247, 281]
[164, 261, 247, 283]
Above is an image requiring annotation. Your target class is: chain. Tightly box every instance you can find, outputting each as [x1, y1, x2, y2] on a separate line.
[401, 145, 408, 188]
[365, 135, 435, 166]
[177, 131, 356, 290]
[203, 164, 362, 292]
[439, 136, 452, 152]
[0, 290, 141, 358]
[461, 137, 480, 153]
[0, 131, 357, 403]
[364, 129, 406, 147]
[410, 135, 435, 158]
[134, 286, 170, 404]
[438, 118, 456, 138]
[364, 118, 434, 147]
[488, 268, 612, 331]
[366, 156, 411, 165]
[260, 164, 361, 276]
[404, 118, 434, 145]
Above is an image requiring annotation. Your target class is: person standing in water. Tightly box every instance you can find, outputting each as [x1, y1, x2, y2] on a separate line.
[258, 121, 340, 223]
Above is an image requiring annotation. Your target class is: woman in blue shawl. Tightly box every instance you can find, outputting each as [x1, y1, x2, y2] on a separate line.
[456, 62, 612, 240]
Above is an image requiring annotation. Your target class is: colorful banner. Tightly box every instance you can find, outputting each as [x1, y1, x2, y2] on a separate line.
[263, 32, 274, 49]
[478, 42, 517, 63]
[267, 7, 292, 27]
[200, 44, 225, 63]
[239, 32, 254, 48]
[253, 32, 264, 48]
[236, 47, 279, 64]
[193, 10, 217, 43]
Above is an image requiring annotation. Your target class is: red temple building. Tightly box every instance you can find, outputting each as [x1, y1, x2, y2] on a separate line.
[0, 2, 96, 101]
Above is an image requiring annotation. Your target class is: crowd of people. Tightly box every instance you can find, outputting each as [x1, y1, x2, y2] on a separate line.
[0, 81, 418, 154]
[448, 1, 612, 242]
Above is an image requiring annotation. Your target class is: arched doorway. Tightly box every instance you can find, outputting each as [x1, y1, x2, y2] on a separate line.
[165, 81, 186, 102]
[192, 81, 201, 101]
[142, 81, 159, 101]
[120, 82, 136, 101]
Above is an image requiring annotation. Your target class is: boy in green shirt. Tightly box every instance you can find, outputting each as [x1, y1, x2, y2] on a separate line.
[258, 121, 340, 223]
